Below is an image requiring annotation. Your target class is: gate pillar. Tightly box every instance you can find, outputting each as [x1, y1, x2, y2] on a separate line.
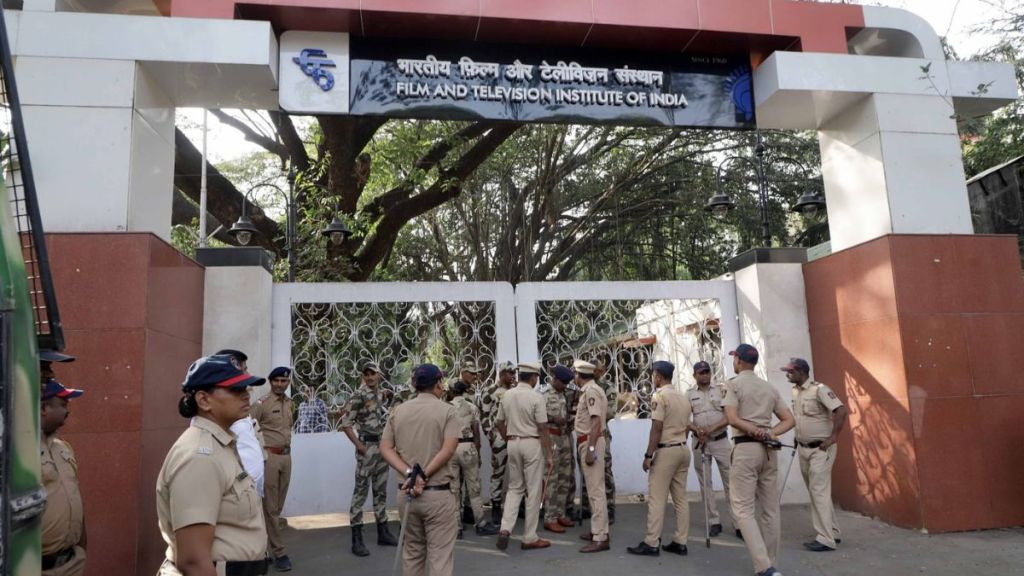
[729, 248, 815, 504]
[196, 247, 275, 386]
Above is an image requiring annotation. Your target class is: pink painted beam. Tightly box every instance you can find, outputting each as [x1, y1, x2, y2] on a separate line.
[170, 0, 864, 54]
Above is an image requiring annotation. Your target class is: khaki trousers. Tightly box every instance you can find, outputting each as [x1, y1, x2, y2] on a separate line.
[263, 453, 292, 557]
[43, 545, 86, 576]
[693, 436, 734, 526]
[729, 443, 780, 574]
[397, 489, 458, 576]
[578, 437, 609, 542]
[799, 444, 841, 547]
[452, 443, 485, 524]
[644, 444, 691, 547]
[500, 437, 544, 543]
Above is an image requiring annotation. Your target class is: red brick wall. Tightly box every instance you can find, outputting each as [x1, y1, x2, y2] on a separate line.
[45, 233, 203, 575]
[804, 234, 1024, 532]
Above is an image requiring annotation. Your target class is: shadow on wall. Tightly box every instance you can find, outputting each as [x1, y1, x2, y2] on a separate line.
[836, 359, 921, 528]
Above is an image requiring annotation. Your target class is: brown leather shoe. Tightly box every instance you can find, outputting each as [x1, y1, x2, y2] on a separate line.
[557, 517, 575, 528]
[580, 539, 610, 553]
[580, 533, 593, 541]
[544, 521, 566, 534]
[521, 539, 552, 550]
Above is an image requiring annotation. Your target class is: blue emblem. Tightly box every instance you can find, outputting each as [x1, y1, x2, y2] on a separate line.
[293, 48, 337, 92]
[726, 67, 755, 123]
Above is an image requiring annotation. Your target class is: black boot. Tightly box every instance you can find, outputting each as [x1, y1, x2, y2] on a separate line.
[351, 525, 370, 557]
[462, 505, 476, 525]
[491, 506, 502, 525]
[377, 522, 398, 547]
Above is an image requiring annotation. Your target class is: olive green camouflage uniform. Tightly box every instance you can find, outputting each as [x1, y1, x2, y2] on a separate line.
[543, 386, 572, 522]
[563, 384, 580, 514]
[450, 395, 486, 525]
[479, 381, 511, 507]
[342, 385, 389, 526]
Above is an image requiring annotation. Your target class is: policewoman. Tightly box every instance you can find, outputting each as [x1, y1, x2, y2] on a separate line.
[156, 354, 269, 576]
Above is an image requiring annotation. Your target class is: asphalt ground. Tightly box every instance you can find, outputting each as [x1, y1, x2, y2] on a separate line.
[277, 496, 1024, 575]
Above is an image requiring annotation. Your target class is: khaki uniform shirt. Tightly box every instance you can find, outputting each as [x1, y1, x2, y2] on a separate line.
[383, 393, 460, 485]
[651, 386, 691, 444]
[544, 387, 567, 432]
[156, 417, 266, 563]
[40, 437, 84, 555]
[341, 385, 388, 436]
[251, 393, 293, 449]
[793, 380, 844, 442]
[574, 380, 608, 435]
[497, 383, 547, 437]
[451, 395, 479, 440]
[721, 370, 787, 437]
[688, 384, 727, 430]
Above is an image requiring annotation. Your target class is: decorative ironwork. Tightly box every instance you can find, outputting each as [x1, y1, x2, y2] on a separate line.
[535, 298, 723, 418]
[290, 300, 496, 432]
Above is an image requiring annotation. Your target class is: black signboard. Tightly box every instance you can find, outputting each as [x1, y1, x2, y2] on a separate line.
[349, 38, 755, 129]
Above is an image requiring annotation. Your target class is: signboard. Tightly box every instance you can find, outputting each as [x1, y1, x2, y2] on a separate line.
[279, 31, 350, 114]
[349, 38, 754, 128]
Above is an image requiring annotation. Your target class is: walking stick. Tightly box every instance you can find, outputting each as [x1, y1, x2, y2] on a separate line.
[696, 440, 712, 549]
[391, 492, 412, 576]
[392, 463, 425, 576]
[776, 442, 798, 507]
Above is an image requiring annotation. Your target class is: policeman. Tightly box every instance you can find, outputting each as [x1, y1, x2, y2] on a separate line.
[449, 376, 501, 537]
[574, 360, 610, 553]
[592, 361, 617, 524]
[722, 344, 795, 576]
[628, 361, 692, 557]
[251, 366, 295, 571]
[40, 378, 87, 576]
[156, 354, 268, 576]
[341, 362, 398, 556]
[783, 358, 847, 552]
[494, 362, 553, 551]
[687, 360, 734, 537]
[380, 364, 460, 576]
[542, 365, 574, 533]
[480, 360, 515, 523]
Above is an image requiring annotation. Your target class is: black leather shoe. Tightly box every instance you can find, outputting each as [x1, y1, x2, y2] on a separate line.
[803, 541, 835, 552]
[496, 531, 510, 551]
[274, 555, 292, 572]
[736, 529, 744, 540]
[709, 524, 722, 537]
[661, 541, 688, 556]
[626, 541, 659, 556]
[475, 522, 500, 536]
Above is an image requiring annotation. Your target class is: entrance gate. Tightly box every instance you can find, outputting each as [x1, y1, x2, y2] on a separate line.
[272, 280, 738, 517]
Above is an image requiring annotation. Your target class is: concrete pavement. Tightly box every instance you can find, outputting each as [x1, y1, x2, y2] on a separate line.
[278, 497, 1024, 575]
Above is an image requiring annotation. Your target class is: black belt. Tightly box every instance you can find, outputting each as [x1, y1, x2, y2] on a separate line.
[799, 440, 823, 448]
[708, 431, 728, 441]
[423, 483, 451, 491]
[733, 436, 760, 445]
[42, 548, 75, 570]
[458, 438, 474, 443]
[360, 434, 381, 443]
[223, 559, 269, 576]
[657, 442, 684, 449]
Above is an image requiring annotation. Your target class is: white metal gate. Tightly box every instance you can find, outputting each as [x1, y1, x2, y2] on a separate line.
[274, 280, 738, 517]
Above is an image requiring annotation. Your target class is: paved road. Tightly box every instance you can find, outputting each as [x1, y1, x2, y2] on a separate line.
[278, 498, 1024, 575]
